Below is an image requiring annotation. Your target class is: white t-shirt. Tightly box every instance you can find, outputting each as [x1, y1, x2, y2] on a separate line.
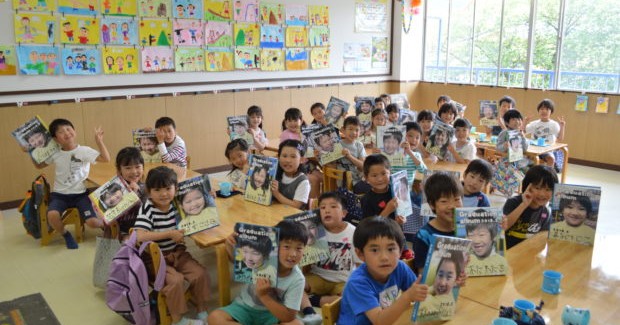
[525, 119, 561, 144]
[45, 145, 99, 194]
[281, 173, 310, 204]
[310, 223, 362, 283]
[451, 138, 477, 161]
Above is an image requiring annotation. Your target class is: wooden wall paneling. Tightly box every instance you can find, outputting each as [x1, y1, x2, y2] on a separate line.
[289, 85, 339, 118]
[234, 89, 292, 143]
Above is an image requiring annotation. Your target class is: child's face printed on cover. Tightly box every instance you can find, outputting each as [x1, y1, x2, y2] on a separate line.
[285, 117, 302, 133]
[406, 129, 421, 148]
[301, 219, 318, 245]
[251, 168, 267, 188]
[506, 118, 522, 130]
[435, 130, 448, 146]
[319, 197, 346, 231]
[119, 163, 144, 184]
[366, 164, 390, 192]
[139, 137, 158, 154]
[563, 200, 588, 227]
[510, 138, 521, 151]
[317, 133, 334, 152]
[241, 245, 265, 269]
[158, 124, 177, 144]
[181, 189, 205, 216]
[330, 104, 343, 119]
[483, 105, 494, 118]
[467, 225, 493, 258]
[27, 132, 47, 149]
[432, 194, 462, 225]
[356, 236, 401, 283]
[397, 179, 409, 201]
[433, 259, 457, 295]
[279, 146, 301, 176]
[249, 113, 262, 128]
[233, 124, 247, 135]
[228, 147, 248, 169]
[103, 189, 123, 208]
[278, 239, 305, 271]
[455, 127, 469, 141]
[383, 136, 399, 154]
[463, 172, 486, 195]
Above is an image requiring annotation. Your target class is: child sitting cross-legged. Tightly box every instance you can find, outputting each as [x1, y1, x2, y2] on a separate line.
[338, 217, 429, 324]
[208, 219, 308, 325]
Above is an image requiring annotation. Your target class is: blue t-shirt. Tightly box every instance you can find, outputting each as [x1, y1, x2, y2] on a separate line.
[412, 223, 454, 271]
[462, 191, 491, 208]
[339, 260, 416, 325]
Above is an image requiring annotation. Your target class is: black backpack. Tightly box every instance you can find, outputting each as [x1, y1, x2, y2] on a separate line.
[18, 175, 50, 239]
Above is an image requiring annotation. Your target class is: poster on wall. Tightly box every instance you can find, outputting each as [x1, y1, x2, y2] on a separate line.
[233, 0, 258, 22]
[343, 42, 371, 72]
[175, 47, 205, 72]
[234, 23, 260, 47]
[285, 26, 308, 47]
[259, 3, 284, 25]
[17, 45, 60, 75]
[260, 49, 284, 71]
[173, 0, 203, 19]
[14, 13, 57, 45]
[141, 47, 175, 73]
[0, 46, 18, 75]
[234, 47, 260, 70]
[60, 16, 100, 45]
[308, 5, 329, 26]
[310, 47, 329, 70]
[205, 48, 233, 71]
[61, 46, 101, 75]
[205, 21, 233, 47]
[102, 46, 139, 74]
[13, 0, 58, 12]
[354, 0, 388, 33]
[139, 19, 173, 46]
[100, 17, 138, 45]
[58, 0, 99, 15]
[285, 48, 308, 71]
[204, 0, 232, 21]
[260, 25, 284, 48]
[371, 36, 388, 68]
[285, 4, 307, 26]
[138, 0, 171, 18]
[173, 19, 204, 46]
[308, 26, 329, 47]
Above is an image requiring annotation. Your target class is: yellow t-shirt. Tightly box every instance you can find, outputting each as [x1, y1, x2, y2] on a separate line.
[550, 221, 595, 245]
[466, 251, 508, 276]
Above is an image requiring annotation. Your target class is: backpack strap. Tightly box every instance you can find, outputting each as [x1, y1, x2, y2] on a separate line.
[138, 241, 166, 291]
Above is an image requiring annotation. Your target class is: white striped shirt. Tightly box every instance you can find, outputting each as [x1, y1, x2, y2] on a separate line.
[134, 199, 179, 252]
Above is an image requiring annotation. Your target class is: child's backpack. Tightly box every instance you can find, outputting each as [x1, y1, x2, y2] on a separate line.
[106, 231, 166, 325]
[17, 175, 50, 239]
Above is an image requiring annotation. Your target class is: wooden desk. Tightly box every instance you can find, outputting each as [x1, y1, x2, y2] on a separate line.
[460, 232, 620, 324]
[88, 162, 198, 186]
[393, 296, 499, 324]
[476, 141, 569, 183]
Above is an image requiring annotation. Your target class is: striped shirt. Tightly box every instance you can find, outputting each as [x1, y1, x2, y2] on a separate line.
[158, 135, 187, 167]
[392, 151, 427, 186]
[133, 199, 179, 252]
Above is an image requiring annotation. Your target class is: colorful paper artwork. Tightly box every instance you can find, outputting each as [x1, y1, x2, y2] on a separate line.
[172, 0, 203, 19]
[204, 0, 232, 21]
[234, 23, 259, 47]
[60, 16, 100, 45]
[175, 47, 205, 72]
[102, 46, 139, 74]
[595, 96, 609, 114]
[100, 17, 138, 45]
[205, 48, 233, 71]
[308, 5, 328, 26]
[141, 47, 175, 72]
[173, 19, 204, 46]
[139, 19, 172, 46]
[285, 48, 308, 70]
[259, 3, 283, 25]
[260, 25, 283, 48]
[260, 49, 284, 71]
[205, 21, 232, 47]
[310, 47, 329, 69]
[61, 46, 101, 75]
[285, 26, 307, 47]
[138, 0, 171, 18]
[343, 42, 371, 72]
[354, 0, 387, 33]
[58, 0, 99, 15]
[308, 26, 329, 47]
[285, 4, 307, 26]
[233, 0, 258, 22]
[575, 95, 588, 112]
[371, 36, 388, 68]
[0, 46, 18, 76]
[17, 45, 60, 75]
[14, 13, 57, 45]
[101, 0, 138, 16]
[13, 0, 58, 12]
[234, 47, 259, 70]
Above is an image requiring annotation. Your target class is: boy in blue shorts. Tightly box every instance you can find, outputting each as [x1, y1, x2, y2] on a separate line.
[209, 219, 308, 325]
[339, 217, 428, 324]
[32, 118, 110, 249]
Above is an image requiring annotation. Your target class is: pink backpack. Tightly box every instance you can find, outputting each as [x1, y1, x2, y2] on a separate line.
[106, 231, 166, 325]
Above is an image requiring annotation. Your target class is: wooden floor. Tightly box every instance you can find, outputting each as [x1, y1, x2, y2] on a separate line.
[0, 165, 618, 325]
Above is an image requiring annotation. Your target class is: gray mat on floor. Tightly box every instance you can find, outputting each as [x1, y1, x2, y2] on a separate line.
[0, 293, 61, 325]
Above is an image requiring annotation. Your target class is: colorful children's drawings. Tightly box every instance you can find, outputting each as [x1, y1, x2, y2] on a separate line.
[285, 26, 307, 47]
[205, 49, 233, 71]
[204, 0, 232, 21]
[233, 0, 258, 22]
[173, 0, 203, 19]
[233, 23, 259, 47]
[138, 0, 170, 18]
[285, 4, 307, 26]
[343, 42, 371, 72]
[234, 47, 259, 70]
[141, 47, 175, 72]
[260, 25, 283, 48]
[139, 19, 172, 46]
[14, 13, 56, 45]
[308, 5, 328, 26]
[175, 47, 204, 72]
[308, 26, 329, 47]
[260, 49, 284, 71]
[310, 48, 329, 70]
[259, 3, 283, 25]
[204, 21, 232, 47]
[60, 16, 100, 45]
[372, 36, 388, 68]
[285, 48, 308, 71]
[61, 47, 101, 75]
[0, 46, 18, 76]
[17, 45, 60, 75]
[173, 19, 204, 46]
[102, 46, 139, 74]
[13, 0, 58, 12]
[58, 0, 99, 15]
[100, 17, 138, 45]
[101, 0, 138, 16]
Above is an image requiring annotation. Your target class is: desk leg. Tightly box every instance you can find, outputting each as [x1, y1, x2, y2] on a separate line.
[216, 243, 231, 306]
[561, 146, 569, 183]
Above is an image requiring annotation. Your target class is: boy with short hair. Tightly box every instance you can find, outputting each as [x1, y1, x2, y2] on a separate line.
[209, 219, 308, 325]
[462, 159, 492, 208]
[32, 118, 110, 249]
[393, 122, 427, 206]
[503, 165, 558, 249]
[412, 172, 463, 274]
[496, 110, 529, 155]
[385, 103, 399, 126]
[374, 97, 386, 110]
[525, 99, 566, 169]
[448, 118, 477, 163]
[490, 95, 516, 136]
[336, 116, 369, 194]
[338, 217, 428, 324]
[155, 116, 187, 168]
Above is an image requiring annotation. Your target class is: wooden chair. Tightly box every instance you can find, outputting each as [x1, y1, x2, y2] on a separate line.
[185, 155, 191, 170]
[39, 203, 83, 246]
[321, 297, 341, 325]
[322, 167, 352, 193]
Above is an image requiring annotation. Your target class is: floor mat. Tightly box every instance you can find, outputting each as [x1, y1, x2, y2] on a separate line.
[0, 293, 60, 325]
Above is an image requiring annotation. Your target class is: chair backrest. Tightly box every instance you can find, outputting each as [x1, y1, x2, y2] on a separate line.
[323, 167, 352, 193]
[321, 297, 341, 325]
